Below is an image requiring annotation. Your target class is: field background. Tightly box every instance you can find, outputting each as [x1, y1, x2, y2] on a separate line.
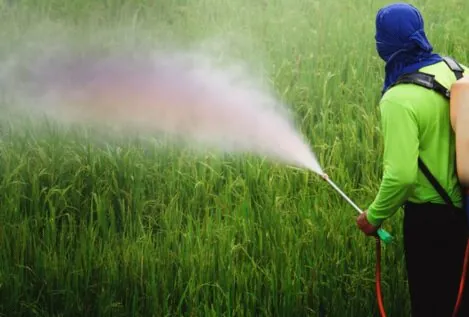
[0, 0, 468, 316]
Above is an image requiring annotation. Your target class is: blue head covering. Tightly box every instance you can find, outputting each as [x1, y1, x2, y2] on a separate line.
[375, 2, 442, 93]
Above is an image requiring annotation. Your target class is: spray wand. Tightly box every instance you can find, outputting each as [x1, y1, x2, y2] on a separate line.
[317, 172, 391, 317]
[320, 173, 393, 244]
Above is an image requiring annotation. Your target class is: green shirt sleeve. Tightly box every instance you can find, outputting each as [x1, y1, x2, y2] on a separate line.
[366, 98, 419, 226]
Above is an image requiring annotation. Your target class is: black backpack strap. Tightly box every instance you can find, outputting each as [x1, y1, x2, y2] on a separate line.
[442, 56, 465, 80]
[390, 72, 451, 99]
[418, 157, 455, 207]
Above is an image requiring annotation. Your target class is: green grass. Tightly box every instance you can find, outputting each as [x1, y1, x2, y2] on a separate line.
[0, 0, 468, 316]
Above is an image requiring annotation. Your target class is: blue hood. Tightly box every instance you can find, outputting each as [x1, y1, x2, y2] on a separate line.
[375, 2, 442, 93]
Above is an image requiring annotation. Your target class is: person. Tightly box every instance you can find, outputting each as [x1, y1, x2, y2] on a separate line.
[355, 2, 469, 316]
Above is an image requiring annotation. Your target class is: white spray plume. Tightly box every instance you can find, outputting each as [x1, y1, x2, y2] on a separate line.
[1, 33, 323, 174]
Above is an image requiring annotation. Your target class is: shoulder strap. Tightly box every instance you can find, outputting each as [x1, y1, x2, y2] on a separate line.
[418, 157, 455, 207]
[442, 56, 465, 80]
[390, 72, 451, 99]
[389, 56, 465, 98]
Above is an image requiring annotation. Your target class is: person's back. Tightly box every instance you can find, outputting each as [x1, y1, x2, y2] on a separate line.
[380, 60, 469, 209]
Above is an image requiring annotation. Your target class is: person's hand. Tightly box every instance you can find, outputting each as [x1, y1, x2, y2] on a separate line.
[356, 211, 380, 237]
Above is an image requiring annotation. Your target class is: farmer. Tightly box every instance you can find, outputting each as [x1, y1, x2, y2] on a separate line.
[355, 2, 469, 316]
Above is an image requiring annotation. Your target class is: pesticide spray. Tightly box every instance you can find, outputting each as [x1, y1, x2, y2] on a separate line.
[2, 48, 320, 169]
[5, 47, 390, 243]
[2, 37, 391, 316]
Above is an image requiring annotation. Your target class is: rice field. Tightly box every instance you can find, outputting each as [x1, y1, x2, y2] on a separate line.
[0, 0, 468, 316]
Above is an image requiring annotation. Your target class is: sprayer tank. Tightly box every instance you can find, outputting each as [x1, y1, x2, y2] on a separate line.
[450, 76, 469, 186]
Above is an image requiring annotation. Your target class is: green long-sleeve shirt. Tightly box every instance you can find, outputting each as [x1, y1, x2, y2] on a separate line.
[367, 60, 469, 227]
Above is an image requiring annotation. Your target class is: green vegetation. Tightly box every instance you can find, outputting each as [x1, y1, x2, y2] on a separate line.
[0, 0, 468, 316]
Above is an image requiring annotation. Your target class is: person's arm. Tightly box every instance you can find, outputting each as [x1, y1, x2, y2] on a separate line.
[366, 98, 419, 226]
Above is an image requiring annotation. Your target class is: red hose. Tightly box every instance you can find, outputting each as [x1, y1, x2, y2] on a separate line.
[375, 237, 387, 317]
[374, 237, 469, 317]
[452, 238, 469, 317]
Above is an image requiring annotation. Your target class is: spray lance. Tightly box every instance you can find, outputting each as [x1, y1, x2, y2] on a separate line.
[320, 173, 393, 244]
[317, 172, 392, 317]
[288, 150, 393, 243]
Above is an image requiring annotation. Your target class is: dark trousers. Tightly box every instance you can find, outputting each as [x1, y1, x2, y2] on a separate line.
[404, 202, 469, 317]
